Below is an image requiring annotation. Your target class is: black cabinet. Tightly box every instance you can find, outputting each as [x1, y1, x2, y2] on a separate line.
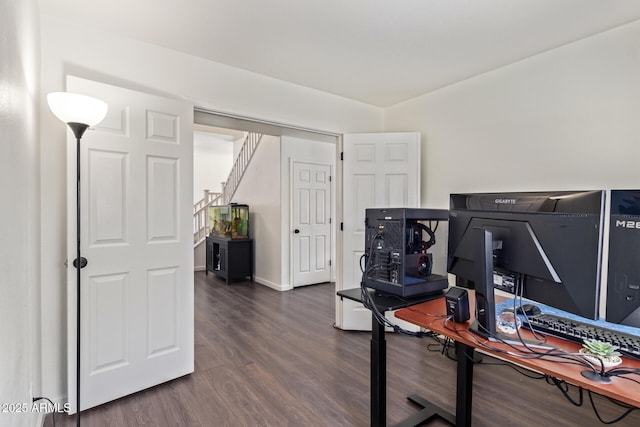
[206, 236, 253, 284]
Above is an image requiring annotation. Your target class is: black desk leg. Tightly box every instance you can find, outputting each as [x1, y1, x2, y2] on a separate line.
[455, 342, 474, 427]
[371, 314, 386, 427]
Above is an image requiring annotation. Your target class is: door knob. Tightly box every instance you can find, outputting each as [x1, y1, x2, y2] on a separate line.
[294, 229, 300, 233]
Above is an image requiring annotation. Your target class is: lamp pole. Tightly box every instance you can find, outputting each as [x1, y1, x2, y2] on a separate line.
[69, 123, 89, 427]
[48, 93, 107, 427]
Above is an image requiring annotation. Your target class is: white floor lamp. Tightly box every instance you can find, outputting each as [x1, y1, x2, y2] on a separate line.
[47, 92, 108, 426]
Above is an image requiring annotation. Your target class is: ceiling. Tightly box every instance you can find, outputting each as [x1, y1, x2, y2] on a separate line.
[39, 0, 640, 107]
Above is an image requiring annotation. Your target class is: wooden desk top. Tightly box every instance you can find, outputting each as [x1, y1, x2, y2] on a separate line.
[394, 291, 640, 409]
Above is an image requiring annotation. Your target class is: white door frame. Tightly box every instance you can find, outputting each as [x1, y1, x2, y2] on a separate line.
[335, 135, 345, 328]
[281, 135, 337, 291]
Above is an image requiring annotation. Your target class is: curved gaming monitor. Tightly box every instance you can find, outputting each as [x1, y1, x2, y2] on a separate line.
[448, 190, 606, 325]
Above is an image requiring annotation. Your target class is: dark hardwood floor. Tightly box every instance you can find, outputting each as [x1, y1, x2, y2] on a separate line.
[46, 272, 640, 426]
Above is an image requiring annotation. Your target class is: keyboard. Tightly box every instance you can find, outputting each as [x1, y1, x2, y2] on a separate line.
[521, 313, 640, 359]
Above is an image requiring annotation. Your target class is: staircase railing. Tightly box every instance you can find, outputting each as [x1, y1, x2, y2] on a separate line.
[222, 132, 263, 204]
[193, 189, 223, 245]
[193, 131, 263, 246]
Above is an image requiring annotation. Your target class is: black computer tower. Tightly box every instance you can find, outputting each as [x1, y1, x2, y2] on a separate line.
[362, 207, 449, 297]
[606, 190, 640, 328]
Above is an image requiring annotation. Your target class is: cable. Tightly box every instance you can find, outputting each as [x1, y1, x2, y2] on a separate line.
[418, 273, 640, 424]
[588, 390, 637, 424]
[470, 288, 640, 421]
[359, 229, 438, 338]
[464, 281, 602, 371]
[406, 221, 436, 252]
[549, 377, 584, 407]
[441, 312, 639, 420]
[475, 359, 547, 380]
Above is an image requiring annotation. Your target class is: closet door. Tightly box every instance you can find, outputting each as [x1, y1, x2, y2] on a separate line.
[292, 161, 332, 287]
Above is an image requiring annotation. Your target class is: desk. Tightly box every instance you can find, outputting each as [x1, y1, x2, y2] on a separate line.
[337, 288, 448, 427]
[395, 290, 640, 427]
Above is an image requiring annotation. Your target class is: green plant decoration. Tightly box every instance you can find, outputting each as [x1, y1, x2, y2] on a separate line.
[581, 339, 621, 362]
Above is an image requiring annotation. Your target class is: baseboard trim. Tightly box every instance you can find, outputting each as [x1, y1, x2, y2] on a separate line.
[254, 276, 288, 292]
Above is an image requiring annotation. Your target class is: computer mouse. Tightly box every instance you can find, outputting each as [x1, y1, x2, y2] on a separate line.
[517, 303, 541, 316]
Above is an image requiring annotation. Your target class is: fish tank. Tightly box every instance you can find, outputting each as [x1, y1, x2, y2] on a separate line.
[209, 204, 249, 239]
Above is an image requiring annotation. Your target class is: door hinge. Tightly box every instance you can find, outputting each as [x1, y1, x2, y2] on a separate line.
[329, 175, 332, 182]
[340, 222, 343, 231]
[340, 152, 344, 161]
[329, 218, 332, 224]
[329, 259, 332, 266]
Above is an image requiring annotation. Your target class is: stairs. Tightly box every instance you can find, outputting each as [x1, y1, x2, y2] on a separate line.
[193, 190, 222, 245]
[221, 131, 263, 204]
[193, 131, 263, 246]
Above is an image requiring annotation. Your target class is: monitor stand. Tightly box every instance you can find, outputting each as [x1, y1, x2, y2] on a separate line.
[467, 227, 555, 351]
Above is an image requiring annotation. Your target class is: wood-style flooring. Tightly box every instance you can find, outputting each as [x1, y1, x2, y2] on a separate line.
[46, 272, 640, 426]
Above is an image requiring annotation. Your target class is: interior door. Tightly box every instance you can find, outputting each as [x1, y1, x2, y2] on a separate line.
[66, 76, 194, 412]
[337, 132, 421, 330]
[292, 161, 332, 286]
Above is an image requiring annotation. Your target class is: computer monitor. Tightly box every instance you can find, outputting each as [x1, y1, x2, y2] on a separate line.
[448, 190, 605, 338]
[607, 189, 640, 328]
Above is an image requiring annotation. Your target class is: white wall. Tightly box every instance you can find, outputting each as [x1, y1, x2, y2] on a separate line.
[39, 15, 383, 135]
[193, 131, 234, 203]
[193, 131, 236, 271]
[0, 0, 41, 425]
[384, 19, 640, 313]
[39, 14, 383, 404]
[385, 20, 640, 208]
[231, 135, 283, 288]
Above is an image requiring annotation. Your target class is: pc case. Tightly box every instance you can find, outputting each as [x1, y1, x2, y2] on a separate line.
[607, 190, 640, 328]
[363, 207, 449, 297]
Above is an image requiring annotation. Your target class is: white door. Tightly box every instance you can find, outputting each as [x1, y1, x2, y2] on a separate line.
[66, 76, 194, 412]
[337, 132, 421, 330]
[292, 161, 332, 286]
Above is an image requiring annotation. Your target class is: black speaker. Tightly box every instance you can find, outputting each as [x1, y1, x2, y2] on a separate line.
[445, 287, 470, 322]
[606, 190, 640, 328]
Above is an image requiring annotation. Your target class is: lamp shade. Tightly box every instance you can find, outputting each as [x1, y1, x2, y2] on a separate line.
[47, 92, 108, 127]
